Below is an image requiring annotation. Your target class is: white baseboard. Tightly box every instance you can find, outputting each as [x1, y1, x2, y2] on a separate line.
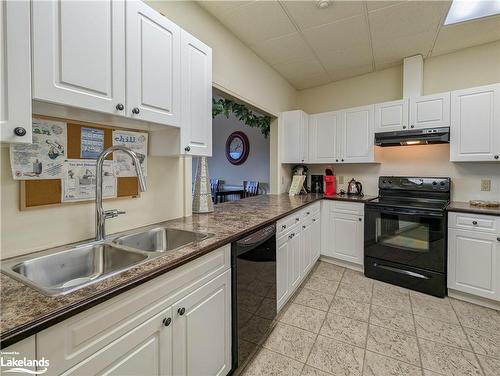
[448, 289, 500, 310]
[319, 255, 363, 272]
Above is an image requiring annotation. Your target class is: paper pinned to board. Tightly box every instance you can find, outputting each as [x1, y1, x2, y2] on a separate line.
[112, 130, 148, 177]
[80, 127, 104, 159]
[62, 159, 116, 202]
[10, 119, 67, 180]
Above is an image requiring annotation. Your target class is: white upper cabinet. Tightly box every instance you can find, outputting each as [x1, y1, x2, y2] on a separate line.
[341, 105, 375, 163]
[309, 111, 343, 163]
[180, 31, 213, 156]
[281, 110, 308, 163]
[374, 99, 409, 133]
[126, 1, 181, 127]
[410, 92, 450, 129]
[450, 84, 500, 162]
[32, 0, 126, 116]
[0, 0, 32, 143]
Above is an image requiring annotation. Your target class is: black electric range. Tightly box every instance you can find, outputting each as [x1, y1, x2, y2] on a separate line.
[364, 176, 451, 297]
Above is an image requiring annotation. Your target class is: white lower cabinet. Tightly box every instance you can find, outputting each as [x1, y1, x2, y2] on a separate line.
[276, 203, 321, 311]
[321, 201, 364, 266]
[172, 270, 231, 376]
[37, 245, 231, 376]
[62, 308, 173, 376]
[0, 336, 36, 374]
[448, 213, 500, 301]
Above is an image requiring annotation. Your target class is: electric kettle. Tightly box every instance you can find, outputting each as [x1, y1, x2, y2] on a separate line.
[347, 178, 363, 196]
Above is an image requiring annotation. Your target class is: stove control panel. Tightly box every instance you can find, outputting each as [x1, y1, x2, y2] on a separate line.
[379, 177, 450, 192]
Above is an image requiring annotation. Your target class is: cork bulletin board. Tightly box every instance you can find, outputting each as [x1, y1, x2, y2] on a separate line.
[20, 116, 142, 210]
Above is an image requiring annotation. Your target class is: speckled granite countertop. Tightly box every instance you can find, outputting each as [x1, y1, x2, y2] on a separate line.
[323, 193, 377, 203]
[0, 192, 377, 347]
[447, 201, 500, 216]
[1, 193, 332, 347]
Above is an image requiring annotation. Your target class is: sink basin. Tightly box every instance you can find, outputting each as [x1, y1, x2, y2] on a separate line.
[113, 227, 213, 253]
[1, 244, 148, 296]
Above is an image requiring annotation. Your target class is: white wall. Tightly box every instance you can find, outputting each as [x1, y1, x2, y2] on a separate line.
[296, 41, 500, 202]
[194, 113, 270, 190]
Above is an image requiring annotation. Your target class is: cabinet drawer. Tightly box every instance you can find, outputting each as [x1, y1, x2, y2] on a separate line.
[277, 215, 298, 235]
[300, 202, 321, 220]
[448, 212, 499, 233]
[37, 245, 230, 375]
[330, 201, 364, 216]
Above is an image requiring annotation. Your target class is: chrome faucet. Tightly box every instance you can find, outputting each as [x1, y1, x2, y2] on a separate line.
[95, 145, 147, 241]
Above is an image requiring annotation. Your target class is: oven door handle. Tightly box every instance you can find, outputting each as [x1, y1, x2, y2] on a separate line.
[372, 262, 430, 280]
[368, 206, 444, 218]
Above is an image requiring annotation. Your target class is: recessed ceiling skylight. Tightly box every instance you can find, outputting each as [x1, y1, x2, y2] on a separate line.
[444, 0, 500, 25]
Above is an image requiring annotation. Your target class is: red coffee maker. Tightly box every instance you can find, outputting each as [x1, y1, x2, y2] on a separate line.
[324, 168, 336, 196]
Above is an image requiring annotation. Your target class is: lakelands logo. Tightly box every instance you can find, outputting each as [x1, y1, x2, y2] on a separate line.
[0, 352, 50, 375]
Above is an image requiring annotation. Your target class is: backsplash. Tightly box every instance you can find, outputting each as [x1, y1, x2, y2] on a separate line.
[303, 144, 500, 202]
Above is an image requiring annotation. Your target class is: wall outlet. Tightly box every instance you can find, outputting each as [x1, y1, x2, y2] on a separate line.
[338, 176, 344, 184]
[481, 179, 491, 192]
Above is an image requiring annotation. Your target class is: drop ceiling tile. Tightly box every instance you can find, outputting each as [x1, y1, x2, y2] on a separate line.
[273, 56, 327, 79]
[372, 30, 437, 69]
[329, 63, 373, 81]
[292, 75, 333, 90]
[302, 15, 371, 55]
[369, 1, 450, 42]
[366, 1, 407, 12]
[251, 33, 314, 65]
[198, 1, 253, 16]
[281, 0, 364, 30]
[215, 1, 297, 46]
[317, 42, 373, 74]
[432, 15, 500, 56]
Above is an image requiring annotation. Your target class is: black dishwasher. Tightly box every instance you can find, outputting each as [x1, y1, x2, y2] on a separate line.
[231, 223, 276, 371]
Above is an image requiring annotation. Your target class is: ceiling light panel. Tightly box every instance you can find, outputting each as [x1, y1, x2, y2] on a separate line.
[445, 0, 500, 25]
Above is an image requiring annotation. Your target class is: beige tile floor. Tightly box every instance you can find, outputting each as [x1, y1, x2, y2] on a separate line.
[238, 261, 500, 376]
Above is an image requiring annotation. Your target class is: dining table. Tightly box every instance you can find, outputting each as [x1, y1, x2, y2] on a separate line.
[215, 187, 244, 204]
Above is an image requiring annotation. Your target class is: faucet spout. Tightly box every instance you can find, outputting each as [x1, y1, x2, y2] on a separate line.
[95, 145, 147, 241]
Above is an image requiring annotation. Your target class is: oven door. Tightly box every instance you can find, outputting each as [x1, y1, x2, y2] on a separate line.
[364, 205, 446, 272]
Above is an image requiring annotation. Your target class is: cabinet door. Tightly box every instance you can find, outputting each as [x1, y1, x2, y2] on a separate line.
[0, 0, 32, 144]
[289, 229, 303, 291]
[126, 1, 181, 126]
[281, 110, 308, 163]
[374, 99, 409, 133]
[450, 84, 500, 162]
[448, 229, 500, 300]
[341, 105, 375, 163]
[410, 92, 450, 129]
[301, 221, 314, 276]
[172, 270, 231, 376]
[32, 0, 125, 115]
[309, 111, 342, 163]
[1, 337, 36, 374]
[60, 308, 173, 376]
[312, 216, 321, 263]
[330, 213, 364, 265]
[277, 234, 290, 311]
[180, 31, 212, 156]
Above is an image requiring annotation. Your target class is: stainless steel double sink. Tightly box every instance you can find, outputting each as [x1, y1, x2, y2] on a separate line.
[1, 228, 213, 296]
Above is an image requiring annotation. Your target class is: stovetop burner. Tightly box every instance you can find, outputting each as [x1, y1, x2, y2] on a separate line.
[366, 176, 451, 212]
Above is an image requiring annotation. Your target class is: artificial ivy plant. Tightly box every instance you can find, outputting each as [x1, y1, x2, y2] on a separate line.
[212, 98, 272, 138]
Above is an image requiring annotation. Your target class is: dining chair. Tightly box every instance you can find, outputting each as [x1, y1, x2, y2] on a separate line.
[243, 181, 259, 198]
[210, 178, 220, 203]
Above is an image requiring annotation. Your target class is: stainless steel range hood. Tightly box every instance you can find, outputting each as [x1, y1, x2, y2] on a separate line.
[374, 127, 450, 147]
